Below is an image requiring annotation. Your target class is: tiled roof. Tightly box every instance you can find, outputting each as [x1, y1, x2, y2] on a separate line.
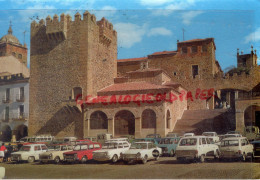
[117, 57, 147, 62]
[150, 50, 177, 56]
[98, 81, 171, 93]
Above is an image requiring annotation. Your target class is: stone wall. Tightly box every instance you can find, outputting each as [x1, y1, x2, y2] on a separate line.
[29, 11, 117, 138]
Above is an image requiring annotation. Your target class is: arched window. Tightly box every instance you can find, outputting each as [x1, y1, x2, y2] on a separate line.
[142, 109, 156, 128]
[90, 111, 108, 129]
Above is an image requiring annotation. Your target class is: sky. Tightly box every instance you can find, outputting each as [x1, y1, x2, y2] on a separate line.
[0, 0, 260, 71]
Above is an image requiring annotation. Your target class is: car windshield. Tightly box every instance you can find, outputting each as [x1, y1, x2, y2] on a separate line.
[48, 145, 61, 151]
[202, 132, 214, 136]
[20, 146, 31, 151]
[73, 144, 88, 150]
[102, 143, 118, 149]
[130, 143, 147, 149]
[179, 138, 197, 146]
[221, 140, 239, 147]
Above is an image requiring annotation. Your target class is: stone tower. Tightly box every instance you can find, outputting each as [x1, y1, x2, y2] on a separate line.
[29, 11, 117, 137]
[237, 46, 257, 69]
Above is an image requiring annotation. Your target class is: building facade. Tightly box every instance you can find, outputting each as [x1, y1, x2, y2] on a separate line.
[0, 25, 29, 141]
[29, 11, 260, 138]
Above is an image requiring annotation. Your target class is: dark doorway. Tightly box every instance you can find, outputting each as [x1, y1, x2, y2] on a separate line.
[115, 110, 135, 136]
[255, 111, 260, 128]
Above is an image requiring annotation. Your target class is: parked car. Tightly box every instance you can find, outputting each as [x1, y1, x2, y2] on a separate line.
[166, 132, 179, 138]
[97, 133, 113, 145]
[39, 144, 74, 164]
[93, 141, 130, 163]
[146, 134, 161, 142]
[226, 131, 241, 135]
[121, 142, 162, 164]
[133, 138, 159, 145]
[183, 133, 195, 137]
[175, 136, 220, 163]
[63, 137, 77, 143]
[11, 144, 48, 163]
[157, 137, 180, 157]
[84, 136, 97, 142]
[251, 139, 260, 158]
[243, 126, 260, 141]
[202, 132, 219, 143]
[219, 137, 254, 161]
[70, 139, 92, 145]
[106, 138, 129, 143]
[63, 142, 102, 163]
[224, 134, 242, 139]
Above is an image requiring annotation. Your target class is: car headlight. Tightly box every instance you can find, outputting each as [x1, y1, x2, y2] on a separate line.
[136, 152, 141, 158]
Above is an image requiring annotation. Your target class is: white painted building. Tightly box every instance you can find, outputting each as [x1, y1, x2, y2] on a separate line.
[0, 74, 29, 141]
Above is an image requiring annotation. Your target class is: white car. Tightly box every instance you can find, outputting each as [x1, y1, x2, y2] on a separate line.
[121, 142, 162, 164]
[183, 133, 195, 137]
[219, 137, 254, 161]
[11, 144, 48, 163]
[202, 132, 220, 143]
[39, 144, 74, 164]
[93, 141, 130, 163]
[176, 136, 220, 163]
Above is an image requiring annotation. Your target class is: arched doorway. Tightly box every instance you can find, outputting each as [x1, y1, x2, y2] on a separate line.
[142, 109, 156, 129]
[244, 105, 260, 128]
[15, 125, 28, 141]
[90, 111, 108, 129]
[1, 125, 12, 142]
[115, 110, 135, 136]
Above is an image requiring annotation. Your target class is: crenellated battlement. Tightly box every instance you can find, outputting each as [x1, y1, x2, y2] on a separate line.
[31, 11, 117, 45]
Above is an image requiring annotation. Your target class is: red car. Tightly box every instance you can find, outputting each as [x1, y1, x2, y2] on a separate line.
[63, 142, 101, 163]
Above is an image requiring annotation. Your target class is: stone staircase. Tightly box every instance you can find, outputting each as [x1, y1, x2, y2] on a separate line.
[173, 109, 235, 135]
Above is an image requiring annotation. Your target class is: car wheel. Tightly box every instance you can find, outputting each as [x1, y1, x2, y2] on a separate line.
[54, 156, 60, 164]
[81, 156, 87, 164]
[240, 153, 246, 162]
[200, 155, 205, 163]
[142, 155, 148, 164]
[112, 155, 118, 163]
[170, 150, 175, 157]
[28, 156, 35, 163]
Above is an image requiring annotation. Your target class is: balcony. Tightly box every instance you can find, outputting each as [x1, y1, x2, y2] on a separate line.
[12, 113, 28, 121]
[2, 96, 10, 103]
[16, 94, 25, 102]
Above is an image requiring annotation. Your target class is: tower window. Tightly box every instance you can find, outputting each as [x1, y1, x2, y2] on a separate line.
[173, 72, 177, 76]
[181, 47, 187, 54]
[191, 46, 198, 53]
[192, 65, 199, 78]
[202, 45, 207, 52]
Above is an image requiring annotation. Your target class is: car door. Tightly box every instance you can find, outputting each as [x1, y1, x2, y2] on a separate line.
[201, 138, 208, 155]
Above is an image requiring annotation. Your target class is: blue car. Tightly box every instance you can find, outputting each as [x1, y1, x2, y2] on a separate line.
[157, 137, 180, 157]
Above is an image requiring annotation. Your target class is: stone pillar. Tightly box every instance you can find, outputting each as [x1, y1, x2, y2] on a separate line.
[108, 117, 114, 137]
[208, 96, 215, 109]
[235, 109, 244, 133]
[11, 130, 17, 142]
[135, 117, 142, 138]
[235, 91, 239, 100]
[83, 112, 89, 137]
[217, 90, 221, 99]
[226, 92, 231, 107]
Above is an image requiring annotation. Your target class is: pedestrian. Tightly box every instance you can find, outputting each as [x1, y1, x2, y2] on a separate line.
[0, 143, 6, 163]
[5, 143, 13, 162]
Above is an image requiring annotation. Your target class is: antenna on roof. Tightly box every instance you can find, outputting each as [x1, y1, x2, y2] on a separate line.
[182, 28, 185, 41]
